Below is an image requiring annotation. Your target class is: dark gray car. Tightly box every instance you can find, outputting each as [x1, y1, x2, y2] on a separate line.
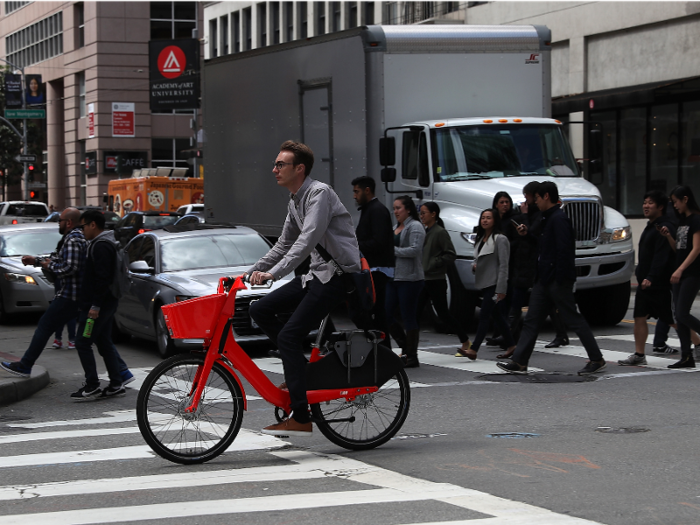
[114, 226, 292, 357]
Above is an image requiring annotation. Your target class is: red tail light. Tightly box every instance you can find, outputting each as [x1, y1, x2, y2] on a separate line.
[138, 228, 152, 234]
[11, 219, 18, 224]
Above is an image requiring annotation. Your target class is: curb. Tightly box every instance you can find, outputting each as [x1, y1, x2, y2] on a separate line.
[0, 352, 50, 406]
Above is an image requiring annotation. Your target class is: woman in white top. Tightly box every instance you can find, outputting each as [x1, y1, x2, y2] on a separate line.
[458, 209, 515, 360]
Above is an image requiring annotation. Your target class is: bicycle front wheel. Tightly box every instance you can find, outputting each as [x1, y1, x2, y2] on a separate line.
[137, 354, 244, 464]
[310, 368, 410, 451]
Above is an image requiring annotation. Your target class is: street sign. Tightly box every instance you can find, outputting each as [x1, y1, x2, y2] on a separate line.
[15, 154, 37, 163]
[4, 109, 46, 119]
[27, 182, 46, 189]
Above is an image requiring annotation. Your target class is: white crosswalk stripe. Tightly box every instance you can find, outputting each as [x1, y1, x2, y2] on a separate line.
[0, 414, 603, 525]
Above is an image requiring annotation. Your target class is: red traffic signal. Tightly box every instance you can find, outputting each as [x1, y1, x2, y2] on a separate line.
[29, 191, 36, 199]
[28, 164, 35, 171]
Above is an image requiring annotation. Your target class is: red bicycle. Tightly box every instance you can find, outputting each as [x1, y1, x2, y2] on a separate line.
[136, 276, 410, 464]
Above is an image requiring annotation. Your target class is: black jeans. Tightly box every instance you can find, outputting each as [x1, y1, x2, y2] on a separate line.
[673, 275, 700, 354]
[75, 299, 124, 388]
[20, 295, 79, 369]
[473, 285, 514, 352]
[420, 279, 469, 343]
[249, 274, 346, 421]
[511, 280, 603, 366]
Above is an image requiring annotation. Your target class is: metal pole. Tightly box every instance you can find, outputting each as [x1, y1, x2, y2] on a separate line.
[0, 57, 28, 200]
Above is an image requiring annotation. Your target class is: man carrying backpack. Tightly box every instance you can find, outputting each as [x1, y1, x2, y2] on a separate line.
[71, 209, 129, 399]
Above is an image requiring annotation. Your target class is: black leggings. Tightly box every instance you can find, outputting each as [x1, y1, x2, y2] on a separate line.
[673, 275, 700, 354]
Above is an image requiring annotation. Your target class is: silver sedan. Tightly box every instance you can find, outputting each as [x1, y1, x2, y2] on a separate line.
[0, 223, 63, 322]
[114, 226, 293, 358]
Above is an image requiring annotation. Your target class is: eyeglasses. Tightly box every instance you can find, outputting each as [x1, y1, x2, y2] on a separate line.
[58, 219, 68, 223]
[273, 161, 294, 171]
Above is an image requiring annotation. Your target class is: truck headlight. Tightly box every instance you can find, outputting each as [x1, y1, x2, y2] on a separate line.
[611, 226, 631, 242]
[461, 232, 477, 245]
[3, 272, 38, 285]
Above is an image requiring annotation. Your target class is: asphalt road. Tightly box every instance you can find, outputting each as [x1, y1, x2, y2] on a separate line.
[1, 299, 700, 525]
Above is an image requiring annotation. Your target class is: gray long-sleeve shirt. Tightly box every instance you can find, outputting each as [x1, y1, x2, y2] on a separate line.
[249, 177, 361, 285]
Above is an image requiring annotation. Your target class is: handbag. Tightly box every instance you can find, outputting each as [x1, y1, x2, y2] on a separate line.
[315, 243, 375, 313]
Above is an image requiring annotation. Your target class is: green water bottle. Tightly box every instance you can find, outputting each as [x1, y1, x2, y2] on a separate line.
[83, 318, 95, 338]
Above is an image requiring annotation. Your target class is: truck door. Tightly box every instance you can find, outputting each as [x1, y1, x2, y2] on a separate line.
[400, 129, 432, 199]
[299, 80, 333, 187]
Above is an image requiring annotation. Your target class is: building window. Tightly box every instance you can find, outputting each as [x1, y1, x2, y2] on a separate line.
[233, 11, 240, 52]
[243, 7, 252, 50]
[220, 15, 229, 54]
[298, 3, 307, 39]
[271, 2, 280, 44]
[209, 19, 218, 58]
[649, 104, 679, 197]
[4, 1, 29, 15]
[364, 2, 375, 25]
[619, 107, 648, 215]
[383, 2, 398, 24]
[5, 12, 63, 68]
[77, 71, 86, 118]
[79, 140, 87, 206]
[682, 101, 700, 199]
[315, 2, 325, 35]
[75, 2, 84, 48]
[151, 138, 192, 177]
[331, 2, 341, 32]
[150, 1, 196, 41]
[284, 2, 293, 42]
[258, 3, 267, 47]
[347, 2, 357, 28]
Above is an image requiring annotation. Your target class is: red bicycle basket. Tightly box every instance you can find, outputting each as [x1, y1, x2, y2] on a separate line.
[161, 293, 227, 339]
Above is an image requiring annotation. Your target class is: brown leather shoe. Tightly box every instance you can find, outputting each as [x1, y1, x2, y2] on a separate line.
[278, 381, 288, 391]
[261, 417, 312, 437]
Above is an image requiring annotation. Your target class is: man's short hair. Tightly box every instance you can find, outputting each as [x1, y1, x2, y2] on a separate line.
[523, 181, 540, 197]
[643, 189, 667, 211]
[280, 140, 314, 176]
[535, 181, 559, 203]
[80, 209, 105, 230]
[351, 176, 376, 194]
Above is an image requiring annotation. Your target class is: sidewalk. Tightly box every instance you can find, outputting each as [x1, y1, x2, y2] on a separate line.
[0, 351, 50, 406]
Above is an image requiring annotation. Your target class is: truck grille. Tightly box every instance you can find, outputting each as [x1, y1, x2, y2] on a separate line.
[562, 199, 602, 242]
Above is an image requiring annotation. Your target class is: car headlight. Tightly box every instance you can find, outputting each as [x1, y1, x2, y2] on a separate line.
[611, 226, 631, 242]
[3, 272, 38, 285]
[461, 232, 477, 245]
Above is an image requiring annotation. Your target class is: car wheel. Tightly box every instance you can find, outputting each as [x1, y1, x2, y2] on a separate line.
[155, 305, 177, 359]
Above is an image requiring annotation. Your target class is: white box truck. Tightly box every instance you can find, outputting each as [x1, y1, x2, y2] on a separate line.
[203, 25, 634, 325]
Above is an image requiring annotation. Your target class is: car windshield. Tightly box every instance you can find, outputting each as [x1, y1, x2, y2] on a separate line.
[0, 230, 63, 257]
[143, 215, 180, 229]
[432, 124, 578, 181]
[160, 233, 270, 272]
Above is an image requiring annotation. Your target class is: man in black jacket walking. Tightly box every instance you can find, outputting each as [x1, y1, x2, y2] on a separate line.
[618, 190, 677, 366]
[498, 181, 606, 375]
[352, 176, 395, 344]
[71, 210, 127, 399]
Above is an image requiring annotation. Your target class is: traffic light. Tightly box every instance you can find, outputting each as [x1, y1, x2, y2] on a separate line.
[29, 190, 36, 199]
[28, 164, 34, 171]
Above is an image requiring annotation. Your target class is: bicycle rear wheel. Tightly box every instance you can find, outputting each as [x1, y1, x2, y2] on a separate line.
[310, 368, 410, 451]
[137, 354, 244, 464]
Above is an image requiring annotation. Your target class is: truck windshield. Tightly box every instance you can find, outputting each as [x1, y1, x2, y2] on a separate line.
[432, 124, 578, 181]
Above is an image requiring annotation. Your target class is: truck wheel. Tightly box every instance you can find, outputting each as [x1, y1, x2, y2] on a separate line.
[576, 281, 631, 326]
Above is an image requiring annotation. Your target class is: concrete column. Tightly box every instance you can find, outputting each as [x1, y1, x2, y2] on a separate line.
[569, 111, 585, 160]
[46, 80, 65, 208]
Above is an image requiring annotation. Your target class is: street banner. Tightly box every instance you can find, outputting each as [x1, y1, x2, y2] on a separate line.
[149, 38, 200, 111]
[25, 74, 44, 106]
[4, 74, 22, 108]
[88, 103, 95, 138]
[112, 102, 135, 137]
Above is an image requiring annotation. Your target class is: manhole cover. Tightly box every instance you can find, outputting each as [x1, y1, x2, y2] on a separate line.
[595, 427, 650, 434]
[478, 373, 597, 383]
[487, 432, 540, 439]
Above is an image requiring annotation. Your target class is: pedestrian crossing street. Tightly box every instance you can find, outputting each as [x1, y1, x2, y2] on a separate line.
[0, 410, 604, 524]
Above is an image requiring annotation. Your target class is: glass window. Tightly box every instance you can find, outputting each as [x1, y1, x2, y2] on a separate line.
[284, 2, 293, 41]
[150, 2, 172, 20]
[76, 2, 84, 48]
[347, 2, 358, 28]
[315, 2, 325, 35]
[209, 19, 217, 57]
[589, 110, 618, 210]
[682, 100, 700, 198]
[0, 230, 62, 257]
[271, 2, 280, 43]
[233, 11, 240, 52]
[619, 107, 648, 215]
[160, 234, 270, 272]
[139, 236, 157, 268]
[150, 20, 171, 40]
[78, 72, 86, 118]
[221, 15, 229, 54]
[331, 2, 341, 31]
[364, 2, 375, 24]
[126, 237, 144, 264]
[298, 2, 307, 38]
[244, 7, 252, 50]
[649, 104, 679, 197]
[258, 3, 267, 47]
[173, 1, 196, 20]
[151, 139, 173, 162]
[174, 21, 195, 39]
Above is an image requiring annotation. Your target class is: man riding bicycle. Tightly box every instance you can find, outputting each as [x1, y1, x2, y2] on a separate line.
[246, 140, 361, 436]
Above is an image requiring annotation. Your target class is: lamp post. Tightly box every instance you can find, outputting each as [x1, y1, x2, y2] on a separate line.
[0, 56, 30, 200]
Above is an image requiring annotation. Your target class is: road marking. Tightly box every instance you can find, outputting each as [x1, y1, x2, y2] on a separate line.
[418, 346, 544, 373]
[0, 429, 287, 468]
[0, 449, 603, 524]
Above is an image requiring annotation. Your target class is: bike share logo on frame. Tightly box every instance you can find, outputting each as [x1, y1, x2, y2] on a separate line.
[525, 53, 540, 64]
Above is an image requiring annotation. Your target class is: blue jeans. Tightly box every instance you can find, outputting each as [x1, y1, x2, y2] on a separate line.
[385, 280, 424, 331]
[75, 300, 124, 388]
[20, 296, 79, 369]
[512, 280, 603, 366]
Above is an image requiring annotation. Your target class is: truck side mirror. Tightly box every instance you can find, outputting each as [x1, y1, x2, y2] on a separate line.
[381, 167, 396, 183]
[588, 128, 603, 185]
[379, 137, 396, 166]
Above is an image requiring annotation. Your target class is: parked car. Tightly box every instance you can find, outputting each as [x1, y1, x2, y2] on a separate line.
[113, 211, 181, 247]
[173, 214, 205, 226]
[114, 225, 293, 357]
[175, 203, 204, 216]
[0, 223, 62, 322]
[0, 201, 50, 225]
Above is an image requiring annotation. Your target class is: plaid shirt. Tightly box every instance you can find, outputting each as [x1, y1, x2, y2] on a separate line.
[49, 227, 88, 301]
